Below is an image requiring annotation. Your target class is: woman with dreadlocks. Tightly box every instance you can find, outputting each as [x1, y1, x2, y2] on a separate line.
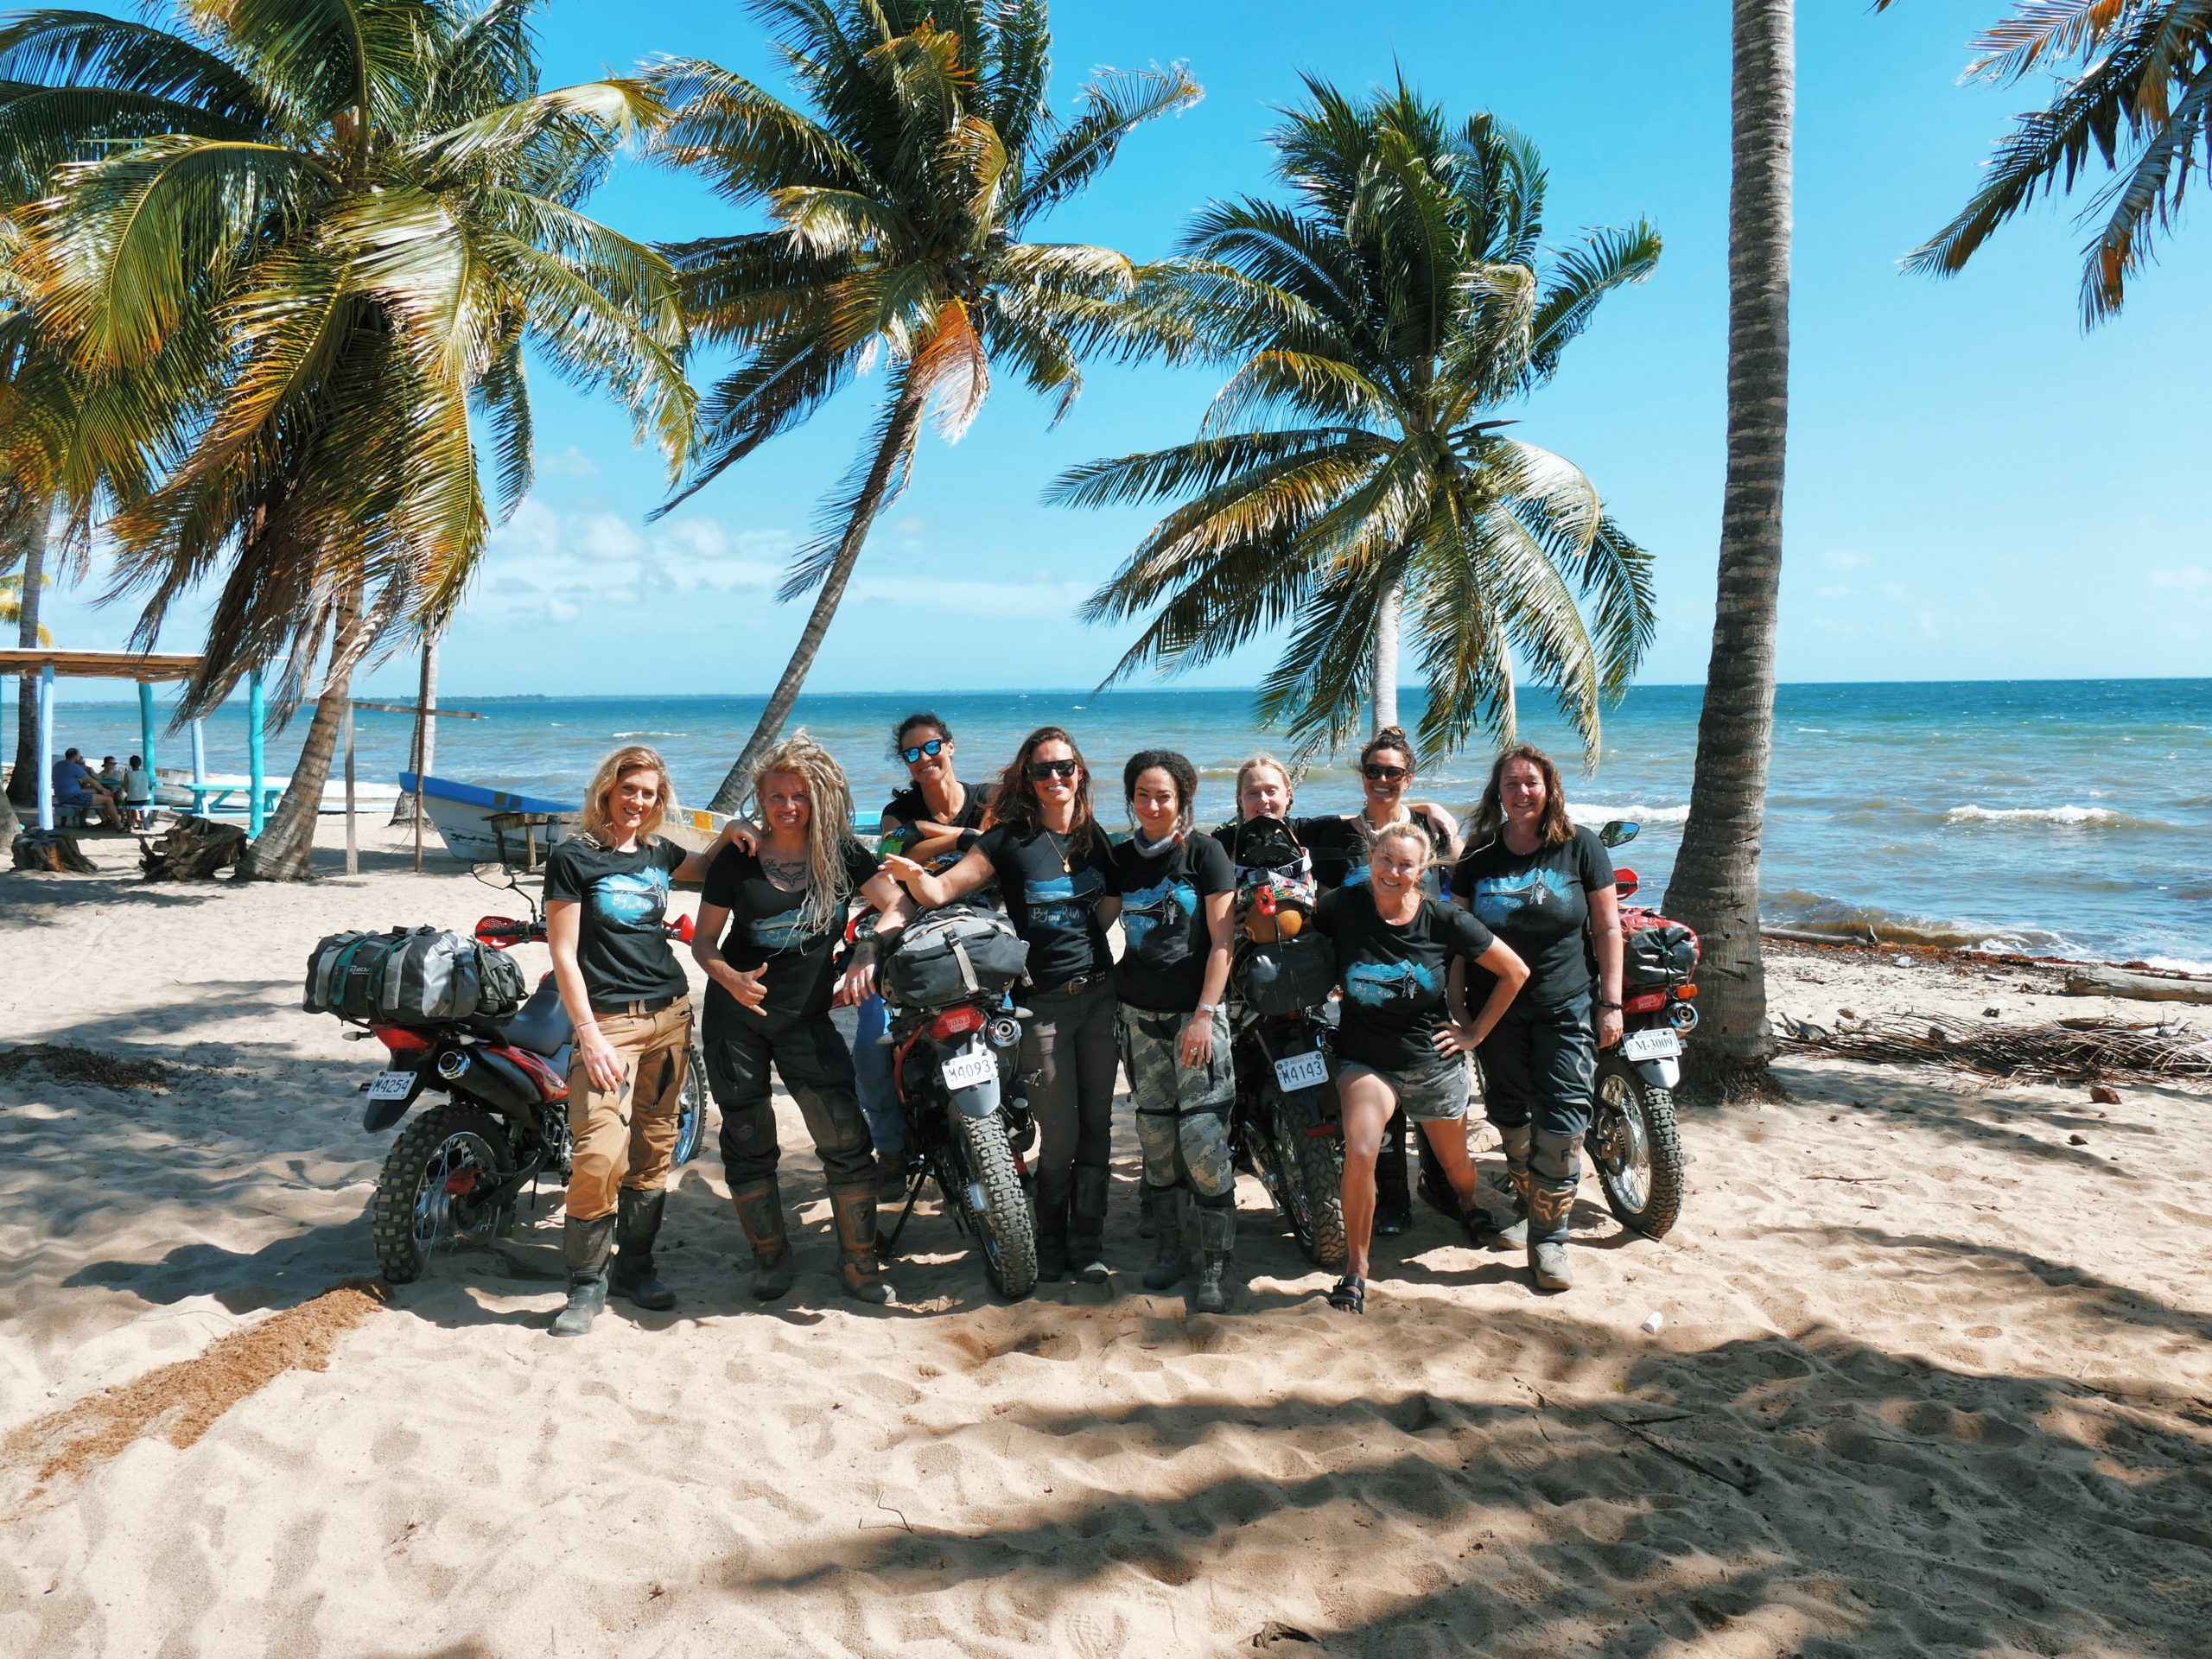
[696, 733, 910, 1304]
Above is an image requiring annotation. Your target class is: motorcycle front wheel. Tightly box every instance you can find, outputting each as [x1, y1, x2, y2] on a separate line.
[950, 1109, 1039, 1300]
[1271, 1098, 1347, 1268]
[674, 1034, 709, 1168]
[371, 1103, 513, 1283]
[1588, 1054, 1685, 1239]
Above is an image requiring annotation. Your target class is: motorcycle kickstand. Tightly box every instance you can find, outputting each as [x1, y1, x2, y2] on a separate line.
[878, 1166, 929, 1256]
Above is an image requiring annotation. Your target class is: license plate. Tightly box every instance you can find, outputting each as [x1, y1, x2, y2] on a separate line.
[365, 1070, 416, 1102]
[1621, 1027, 1681, 1063]
[940, 1048, 995, 1091]
[1273, 1050, 1329, 1093]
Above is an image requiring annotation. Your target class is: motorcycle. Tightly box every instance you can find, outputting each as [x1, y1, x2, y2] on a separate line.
[1585, 820, 1690, 1238]
[863, 906, 1040, 1299]
[350, 866, 707, 1283]
[1221, 828, 1348, 1268]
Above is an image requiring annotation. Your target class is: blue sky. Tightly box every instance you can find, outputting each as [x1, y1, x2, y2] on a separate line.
[37, 0, 2212, 700]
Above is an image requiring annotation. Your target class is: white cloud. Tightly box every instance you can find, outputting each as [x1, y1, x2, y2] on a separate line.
[540, 446, 601, 480]
[1817, 548, 1872, 572]
[476, 501, 787, 622]
[2149, 566, 2209, 591]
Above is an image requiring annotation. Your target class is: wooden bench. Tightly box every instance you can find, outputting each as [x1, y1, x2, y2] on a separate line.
[487, 810, 562, 873]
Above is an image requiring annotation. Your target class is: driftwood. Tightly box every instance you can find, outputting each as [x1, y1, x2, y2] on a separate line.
[2063, 965, 2212, 1005]
[10, 829, 98, 874]
[138, 815, 246, 881]
[1782, 1012, 2211, 1084]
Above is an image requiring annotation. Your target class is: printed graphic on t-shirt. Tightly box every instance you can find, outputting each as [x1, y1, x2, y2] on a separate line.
[1030, 868, 1104, 934]
[1120, 876, 1196, 951]
[1469, 866, 1577, 929]
[751, 906, 808, 951]
[592, 868, 670, 930]
[1344, 957, 1440, 1007]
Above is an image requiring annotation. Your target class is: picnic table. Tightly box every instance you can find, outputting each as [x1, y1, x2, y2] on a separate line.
[186, 781, 285, 818]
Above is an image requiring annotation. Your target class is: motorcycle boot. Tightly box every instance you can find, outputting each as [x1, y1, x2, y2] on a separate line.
[550, 1212, 616, 1338]
[1137, 1180, 1161, 1241]
[610, 1187, 677, 1311]
[1140, 1183, 1184, 1290]
[730, 1177, 795, 1301]
[1527, 1129, 1581, 1292]
[830, 1185, 893, 1304]
[1187, 1200, 1236, 1316]
[1493, 1122, 1533, 1249]
[1374, 1107, 1413, 1236]
[1033, 1166, 1072, 1283]
[1068, 1165, 1112, 1286]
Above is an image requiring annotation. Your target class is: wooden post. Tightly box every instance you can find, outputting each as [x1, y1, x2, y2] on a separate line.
[35, 660, 53, 830]
[247, 670, 266, 838]
[342, 699, 358, 876]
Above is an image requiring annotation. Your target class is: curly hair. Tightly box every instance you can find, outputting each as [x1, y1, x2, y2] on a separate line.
[990, 726, 1099, 859]
[580, 746, 676, 847]
[1359, 725, 1419, 774]
[1122, 748, 1199, 834]
[747, 729, 861, 938]
[1467, 744, 1576, 849]
[891, 710, 952, 755]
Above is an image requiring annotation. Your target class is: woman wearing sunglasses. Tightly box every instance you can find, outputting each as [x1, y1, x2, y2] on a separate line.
[885, 728, 1121, 1286]
[856, 713, 994, 1196]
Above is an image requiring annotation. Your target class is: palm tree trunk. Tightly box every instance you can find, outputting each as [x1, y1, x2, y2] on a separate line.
[1370, 575, 1403, 736]
[239, 581, 374, 882]
[707, 378, 930, 814]
[391, 632, 437, 826]
[1662, 0, 1792, 1101]
[6, 497, 49, 810]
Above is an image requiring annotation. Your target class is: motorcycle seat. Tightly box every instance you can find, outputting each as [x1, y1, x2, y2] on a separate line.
[493, 976, 573, 1057]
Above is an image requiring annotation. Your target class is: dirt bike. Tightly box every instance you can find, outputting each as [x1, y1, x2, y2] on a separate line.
[862, 906, 1039, 1299]
[1585, 820, 1690, 1238]
[352, 866, 706, 1282]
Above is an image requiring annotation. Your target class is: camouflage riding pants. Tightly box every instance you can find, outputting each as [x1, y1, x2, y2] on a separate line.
[1117, 1002, 1235, 1205]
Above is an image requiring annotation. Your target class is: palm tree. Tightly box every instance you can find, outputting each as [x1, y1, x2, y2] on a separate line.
[0, 566, 49, 643]
[649, 0, 1199, 812]
[1878, 0, 2212, 325]
[1661, 0, 1793, 1101]
[1056, 79, 1660, 764]
[1, 0, 692, 877]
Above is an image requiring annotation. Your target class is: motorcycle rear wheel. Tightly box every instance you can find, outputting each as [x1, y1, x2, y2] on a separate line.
[372, 1103, 513, 1283]
[951, 1109, 1039, 1299]
[673, 1033, 709, 1168]
[1272, 1100, 1347, 1268]
[1588, 1054, 1685, 1239]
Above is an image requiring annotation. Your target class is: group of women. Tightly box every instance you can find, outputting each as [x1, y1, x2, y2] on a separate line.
[536, 713, 1622, 1336]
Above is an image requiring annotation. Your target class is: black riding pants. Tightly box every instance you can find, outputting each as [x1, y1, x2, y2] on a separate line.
[1477, 991, 1598, 1147]
[702, 988, 875, 1192]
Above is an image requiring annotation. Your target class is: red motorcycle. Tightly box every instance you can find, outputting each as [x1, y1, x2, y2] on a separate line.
[1587, 821, 1692, 1238]
[352, 868, 706, 1282]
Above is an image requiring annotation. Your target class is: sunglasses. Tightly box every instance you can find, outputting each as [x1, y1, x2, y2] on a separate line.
[1026, 759, 1080, 780]
[1363, 764, 1408, 782]
[899, 738, 948, 764]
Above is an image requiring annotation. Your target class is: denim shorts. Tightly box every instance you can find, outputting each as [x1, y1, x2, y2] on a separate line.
[1336, 1053, 1473, 1122]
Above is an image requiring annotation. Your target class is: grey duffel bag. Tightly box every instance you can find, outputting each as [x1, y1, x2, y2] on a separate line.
[882, 905, 1029, 1007]
[305, 926, 525, 1024]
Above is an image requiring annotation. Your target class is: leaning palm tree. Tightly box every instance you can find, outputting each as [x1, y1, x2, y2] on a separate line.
[1878, 0, 2212, 325]
[649, 0, 1198, 811]
[0, 567, 49, 643]
[1662, 0, 1793, 1100]
[2, 0, 691, 877]
[1057, 79, 1660, 764]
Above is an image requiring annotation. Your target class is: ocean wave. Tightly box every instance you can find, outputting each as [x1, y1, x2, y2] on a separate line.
[2141, 955, 2212, 977]
[1943, 804, 2126, 827]
[612, 730, 690, 739]
[1762, 889, 2078, 955]
[1569, 801, 1690, 826]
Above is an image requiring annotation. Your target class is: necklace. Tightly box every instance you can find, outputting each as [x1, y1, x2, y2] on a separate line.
[1041, 825, 1071, 874]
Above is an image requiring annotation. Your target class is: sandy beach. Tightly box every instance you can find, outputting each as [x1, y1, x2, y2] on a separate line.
[3, 818, 2209, 1657]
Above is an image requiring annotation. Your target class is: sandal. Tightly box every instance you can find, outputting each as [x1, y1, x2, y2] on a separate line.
[1326, 1274, 1366, 1314]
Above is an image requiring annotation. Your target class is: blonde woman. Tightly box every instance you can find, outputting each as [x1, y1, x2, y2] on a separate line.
[544, 746, 742, 1338]
[695, 734, 910, 1303]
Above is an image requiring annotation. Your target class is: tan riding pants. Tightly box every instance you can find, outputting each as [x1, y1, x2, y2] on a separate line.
[565, 998, 690, 1223]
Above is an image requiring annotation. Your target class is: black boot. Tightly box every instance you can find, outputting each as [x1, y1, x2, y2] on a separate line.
[1068, 1166, 1111, 1285]
[1528, 1130, 1580, 1292]
[550, 1213, 615, 1338]
[609, 1187, 677, 1311]
[1494, 1123, 1531, 1249]
[1186, 1201, 1236, 1316]
[1141, 1184, 1184, 1290]
[830, 1185, 893, 1305]
[1033, 1166, 1071, 1283]
[730, 1177, 794, 1301]
[1137, 1180, 1161, 1241]
[1374, 1108, 1412, 1236]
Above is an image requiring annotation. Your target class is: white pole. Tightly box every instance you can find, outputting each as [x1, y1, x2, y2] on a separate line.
[343, 701, 358, 876]
[35, 661, 54, 831]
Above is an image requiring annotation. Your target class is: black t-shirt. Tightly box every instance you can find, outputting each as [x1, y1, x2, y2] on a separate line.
[974, 822, 1118, 992]
[1313, 887, 1497, 1071]
[543, 836, 689, 1007]
[1301, 811, 1451, 893]
[702, 839, 880, 1021]
[1450, 825, 1614, 1007]
[880, 782, 995, 873]
[1211, 817, 1316, 888]
[1112, 831, 1234, 1014]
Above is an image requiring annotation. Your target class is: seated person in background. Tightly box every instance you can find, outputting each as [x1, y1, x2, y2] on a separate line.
[51, 747, 124, 830]
[97, 755, 126, 796]
[123, 755, 155, 830]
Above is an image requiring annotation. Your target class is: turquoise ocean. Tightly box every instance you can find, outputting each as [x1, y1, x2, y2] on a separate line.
[45, 678, 2212, 970]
